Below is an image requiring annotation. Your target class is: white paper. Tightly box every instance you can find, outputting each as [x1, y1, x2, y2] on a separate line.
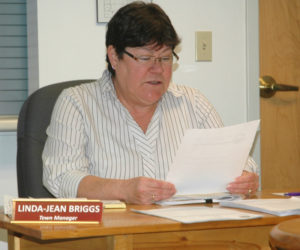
[220, 197, 300, 216]
[132, 206, 262, 224]
[96, 0, 152, 22]
[166, 120, 260, 195]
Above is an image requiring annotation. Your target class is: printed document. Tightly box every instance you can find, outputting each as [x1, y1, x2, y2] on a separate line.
[220, 197, 300, 216]
[166, 120, 260, 196]
[132, 206, 262, 224]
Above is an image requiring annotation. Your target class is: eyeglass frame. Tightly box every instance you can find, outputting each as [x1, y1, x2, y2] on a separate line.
[123, 49, 179, 66]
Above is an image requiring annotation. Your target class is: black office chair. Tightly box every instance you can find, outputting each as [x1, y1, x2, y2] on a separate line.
[17, 79, 95, 198]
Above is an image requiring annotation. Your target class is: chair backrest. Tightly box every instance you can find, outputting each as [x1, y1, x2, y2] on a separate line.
[17, 79, 95, 198]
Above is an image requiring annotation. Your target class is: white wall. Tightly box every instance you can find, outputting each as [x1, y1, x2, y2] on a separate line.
[0, 133, 18, 200]
[0, 132, 18, 250]
[0, 1, 259, 249]
[162, 0, 249, 125]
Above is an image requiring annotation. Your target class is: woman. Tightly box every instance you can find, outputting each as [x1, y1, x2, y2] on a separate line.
[43, 1, 259, 204]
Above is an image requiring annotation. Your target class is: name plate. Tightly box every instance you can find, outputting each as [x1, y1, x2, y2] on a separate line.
[11, 199, 103, 224]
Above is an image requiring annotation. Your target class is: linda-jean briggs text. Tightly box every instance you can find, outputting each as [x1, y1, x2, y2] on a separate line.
[17, 204, 101, 213]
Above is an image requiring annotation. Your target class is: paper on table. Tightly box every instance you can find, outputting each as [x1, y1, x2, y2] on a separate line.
[102, 200, 126, 209]
[220, 197, 300, 216]
[132, 206, 262, 224]
[166, 120, 260, 195]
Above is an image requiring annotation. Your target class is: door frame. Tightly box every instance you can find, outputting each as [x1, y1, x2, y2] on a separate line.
[245, 0, 260, 183]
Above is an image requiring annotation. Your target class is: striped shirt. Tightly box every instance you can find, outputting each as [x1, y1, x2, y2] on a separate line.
[42, 70, 257, 198]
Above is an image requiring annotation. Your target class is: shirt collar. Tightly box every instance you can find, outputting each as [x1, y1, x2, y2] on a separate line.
[166, 82, 185, 97]
[100, 70, 115, 93]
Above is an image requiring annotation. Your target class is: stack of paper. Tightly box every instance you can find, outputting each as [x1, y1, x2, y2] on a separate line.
[158, 120, 259, 206]
[220, 197, 300, 216]
[102, 200, 126, 209]
[132, 206, 262, 224]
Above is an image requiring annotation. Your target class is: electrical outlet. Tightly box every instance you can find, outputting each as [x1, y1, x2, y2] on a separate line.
[195, 31, 212, 61]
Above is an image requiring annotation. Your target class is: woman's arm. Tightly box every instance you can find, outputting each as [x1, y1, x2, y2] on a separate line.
[77, 175, 176, 204]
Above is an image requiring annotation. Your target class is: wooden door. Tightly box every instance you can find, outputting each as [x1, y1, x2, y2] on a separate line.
[260, 0, 300, 189]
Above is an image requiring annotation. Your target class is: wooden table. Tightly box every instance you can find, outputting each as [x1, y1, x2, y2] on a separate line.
[0, 191, 299, 250]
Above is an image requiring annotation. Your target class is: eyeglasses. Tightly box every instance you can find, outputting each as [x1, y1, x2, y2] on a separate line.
[123, 50, 179, 67]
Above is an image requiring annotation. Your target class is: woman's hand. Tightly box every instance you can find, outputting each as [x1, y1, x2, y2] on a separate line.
[226, 171, 259, 195]
[121, 177, 176, 204]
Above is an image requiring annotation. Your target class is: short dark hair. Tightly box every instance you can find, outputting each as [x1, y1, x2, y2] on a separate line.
[105, 1, 181, 75]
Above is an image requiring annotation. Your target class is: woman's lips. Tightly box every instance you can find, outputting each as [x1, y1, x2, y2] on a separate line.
[147, 80, 162, 85]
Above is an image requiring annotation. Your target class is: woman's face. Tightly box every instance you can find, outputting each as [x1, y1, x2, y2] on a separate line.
[108, 44, 174, 110]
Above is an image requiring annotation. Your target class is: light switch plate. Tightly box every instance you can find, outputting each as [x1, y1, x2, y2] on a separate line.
[195, 31, 212, 61]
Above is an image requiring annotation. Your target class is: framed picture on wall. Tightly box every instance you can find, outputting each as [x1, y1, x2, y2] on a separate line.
[96, 0, 152, 23]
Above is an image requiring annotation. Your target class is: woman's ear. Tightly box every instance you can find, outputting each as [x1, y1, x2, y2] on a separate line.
[107, 45, 118, 69]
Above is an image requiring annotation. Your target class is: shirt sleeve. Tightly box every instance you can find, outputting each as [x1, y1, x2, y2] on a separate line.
[244, 156, 258, 174]
[193, 89, 258, 174]
[42, 88, 90, 198]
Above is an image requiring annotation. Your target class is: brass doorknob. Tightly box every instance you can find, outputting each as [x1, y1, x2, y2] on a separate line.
[259, 75, 298, 98]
